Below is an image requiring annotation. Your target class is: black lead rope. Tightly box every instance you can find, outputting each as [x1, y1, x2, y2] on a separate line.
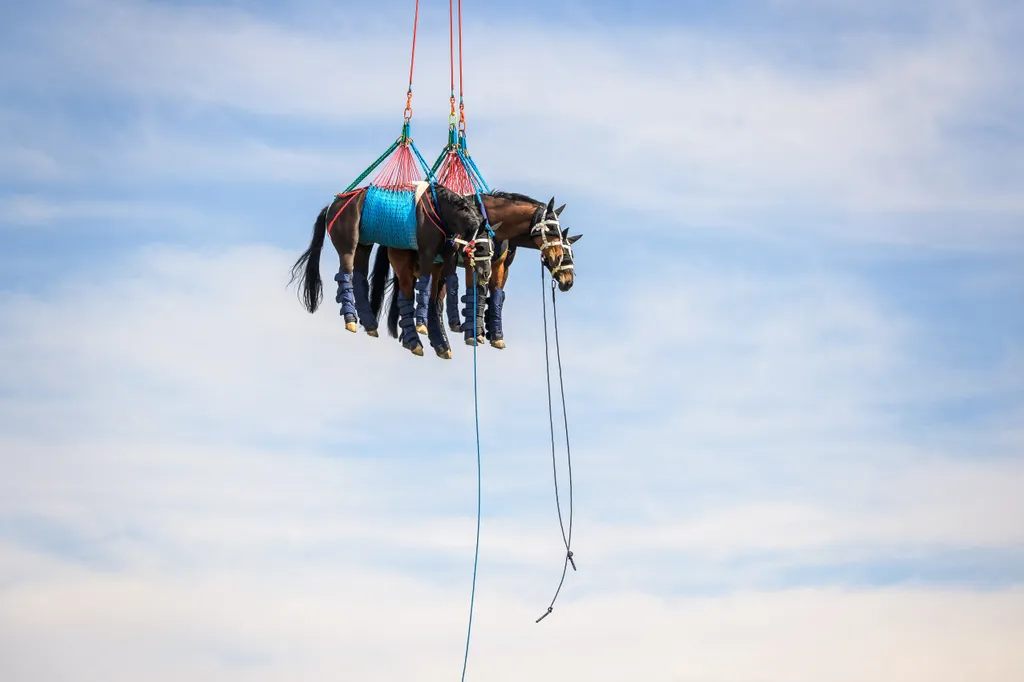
[536, 264, 576, 623]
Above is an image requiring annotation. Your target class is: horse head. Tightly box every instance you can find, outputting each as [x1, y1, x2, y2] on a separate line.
[543, 227, 581, 292]
[530, 197, 566, 269]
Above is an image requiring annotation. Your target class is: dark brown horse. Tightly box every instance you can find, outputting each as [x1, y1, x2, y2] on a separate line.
[476, 226, 581, 347]
[289, 181, 494, 357]
[457, 193, 580, 348]
[370, 192, 581, 350]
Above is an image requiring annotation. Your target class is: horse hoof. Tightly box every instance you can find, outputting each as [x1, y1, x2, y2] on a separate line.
[366, 329, 379, 338]
[465, 338, 477, 346]
[435, 347, 453, 359]
[449, 323, 462, 333]
[345, 322, 358, 333]
[491, 339, 506, 349]
[411, 345, 424, 357]
[416, 324, 428, 335]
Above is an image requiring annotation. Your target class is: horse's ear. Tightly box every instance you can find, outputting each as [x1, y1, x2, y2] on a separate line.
[555, 203, 566, 216]
[547, 197, 555, 212]
[568, 234, 582, 244]
[561, 228, 568, 237]
[489, 221, 502, 231]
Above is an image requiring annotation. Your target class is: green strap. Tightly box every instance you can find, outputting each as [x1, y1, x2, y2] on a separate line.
[344, 138, 401, 192]
[429, 146, 449, 176]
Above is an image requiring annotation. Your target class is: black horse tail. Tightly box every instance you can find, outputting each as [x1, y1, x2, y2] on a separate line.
[368, 245, 391, 318]
[386, 276, 400, 339]
[289, 205, 328, 313]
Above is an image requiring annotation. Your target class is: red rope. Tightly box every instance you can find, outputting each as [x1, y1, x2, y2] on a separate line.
[449, 0, 456, 97]
[420, 194, 448, 238]
[327, 191, 363, 234]
[458, 0, 464, 100]
[372, 144, 422, 189]
[405, 0, 421, 120]
[437, 151, 474, 194]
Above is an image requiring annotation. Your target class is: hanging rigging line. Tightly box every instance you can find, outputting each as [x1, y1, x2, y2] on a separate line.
[404, 0, 420, 121]
[461, 269, 484, 682]
[457, 0, 466, 131]
[536, 265, 576, 623]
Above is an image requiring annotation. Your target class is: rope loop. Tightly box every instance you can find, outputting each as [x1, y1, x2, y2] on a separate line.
[403, 89, 413, 123]
[535, 261, 577, 623]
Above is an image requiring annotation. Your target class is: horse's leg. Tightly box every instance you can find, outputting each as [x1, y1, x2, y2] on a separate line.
[389, 249, 423, 356]
[445, 252, 462, 332]
[328, 196, 363, 334]
[414, 267, 430, 336]
[486, 256, 509, 350]
[414, 268, 430, 337]
[425, 255, 452, 359]
[461, 264, 487, 346]
[349, 243, 378, 336]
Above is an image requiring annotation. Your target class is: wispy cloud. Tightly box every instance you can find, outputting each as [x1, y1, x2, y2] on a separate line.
[0, 242, 1022, 679]
[2, 2, 1023, 680]
[3, 0, 1022, 247]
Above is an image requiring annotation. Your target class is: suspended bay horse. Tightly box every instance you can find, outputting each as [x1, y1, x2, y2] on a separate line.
[475, 225, 581, 348]
[289, 181, 494, 357]
[370, 192, 580, 350]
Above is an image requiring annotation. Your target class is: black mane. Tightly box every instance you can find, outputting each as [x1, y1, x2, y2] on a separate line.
[435, 183, 478, 213]
[488, 190, 545, 206]
[434, 183, 485, 233]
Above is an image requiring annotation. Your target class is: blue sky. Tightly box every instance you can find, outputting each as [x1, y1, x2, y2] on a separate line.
[2, 0, 1023, 680]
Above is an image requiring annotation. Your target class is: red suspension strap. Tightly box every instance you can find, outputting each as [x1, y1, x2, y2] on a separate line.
[404, 0, 421, 122]
[457, 0, 465, 132]
[448, 0, 457, 125]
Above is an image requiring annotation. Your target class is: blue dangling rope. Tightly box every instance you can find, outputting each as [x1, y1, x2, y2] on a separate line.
[460, 267, 483, 682]
[457, 147, 493, 238]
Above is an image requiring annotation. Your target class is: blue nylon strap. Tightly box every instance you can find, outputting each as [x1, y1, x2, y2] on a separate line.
[457, 147, 493, 239]
[409, 139, 436, 181]
[460, 267, 483, 682]
[409, 140, 442, 212]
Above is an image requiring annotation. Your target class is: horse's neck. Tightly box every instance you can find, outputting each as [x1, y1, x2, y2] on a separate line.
[434, 196, 475, 238]
[486, 200, 536, 240]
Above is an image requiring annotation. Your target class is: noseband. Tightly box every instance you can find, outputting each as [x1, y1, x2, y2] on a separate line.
[452, 231, 494, 271]
[530, 208, 563, 266]
[550, 239, 574, 277]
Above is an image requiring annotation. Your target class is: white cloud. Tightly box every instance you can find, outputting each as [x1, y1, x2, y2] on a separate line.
[1, 3, 1023, 678]
[3, 0, 1022, 246]
[3, 243, 1020, 558]
[2, 555, 1023, 682]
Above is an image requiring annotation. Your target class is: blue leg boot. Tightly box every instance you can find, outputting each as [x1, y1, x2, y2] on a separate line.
[445, 273, 461, 332]
[414, 274, 430, 334]
[427, 297, 451, 358]
[486, 288, 506, 349]
[351, 270, 378, 336]
[461, 282, 487, 346]
[334, 271, 358, 333]
[397, 290, 423, 355]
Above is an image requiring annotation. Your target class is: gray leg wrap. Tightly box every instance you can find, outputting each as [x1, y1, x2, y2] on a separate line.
[397, 290, 420, 349]
[334, 271, 356, 323]
[351, 270, 376, 330]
